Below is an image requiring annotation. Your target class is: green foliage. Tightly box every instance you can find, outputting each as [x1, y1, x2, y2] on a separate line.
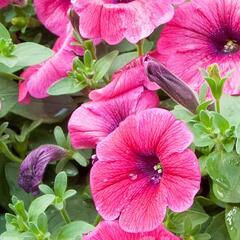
[1, 3, 240, 239]
[48, 50, 119, 96]
[0, 22, 53, 70]
[1, 172, 94, 240]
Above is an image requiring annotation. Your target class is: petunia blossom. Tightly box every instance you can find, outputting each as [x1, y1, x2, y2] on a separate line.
[34, 0, 71, 36]
[0, 0, 9, 7]
[18, 144, 67, 195]
[68, 87, 159, 149]
[83, 221, 180, 240]
[89, 56, 159, 101]
[19, 28, 83, 101]
[71, 0, 185, 45]
[91, 108, 200, 233]
[156, 0, 240, 95]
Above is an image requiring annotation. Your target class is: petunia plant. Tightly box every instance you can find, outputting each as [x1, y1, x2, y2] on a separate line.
[1, 0, 240, 240]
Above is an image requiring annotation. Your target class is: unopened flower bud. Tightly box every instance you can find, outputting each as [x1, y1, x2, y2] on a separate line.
[144, 56, 199, 113]
[18, 144, 67, 195]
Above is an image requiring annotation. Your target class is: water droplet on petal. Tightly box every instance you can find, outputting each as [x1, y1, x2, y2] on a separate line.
[129, 173, 138, 181]
[103, 178, 108, 183]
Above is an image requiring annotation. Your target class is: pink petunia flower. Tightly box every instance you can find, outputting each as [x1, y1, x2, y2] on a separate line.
[91, 108, 200, 233]
[68, 87, 159, 149]
[0, 0, 9, 7]
[34, 0, 71, 36]
[156, 0, 240, 95]
[89, 56, 159, 101]
[83, 221, 180, 240]
[71, 0, 185, 45]
[19, 28, 83, 101]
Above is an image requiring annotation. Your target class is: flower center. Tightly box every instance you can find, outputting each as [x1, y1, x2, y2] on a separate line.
[135, 155, 163, 185]
[223, 40, 239, 54]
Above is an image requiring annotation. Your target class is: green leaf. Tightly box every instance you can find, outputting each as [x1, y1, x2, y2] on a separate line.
[206, 151, 240, 203]
[204, 77, 216, 95]
[28, 194, 55, 222]
[54, 172, 67, 197]
[72, 152, 88, 167]
[0, 74, 18, 117]
[84, 50, 93, 68]
[0, 23, 11, 40]
[199, 83, 208, 103]
[166, 207, 209, 235]
[0, 231, 35, 240]
[236, 139, 240, 155]
[63, 190, 77, 200]
[225, 206, 240, 240]
[221, 95, 240, 126]
[94, 50, 119, 82]
[54, 126, 67, 148]
[199, 111, 211, 127]
[39, 184, 54, 195]
[194, 233, 211, 240]
[13, 42, 53, 67]
[172, 105, 194, 122]
[236, 124, 240, 138]
[211, 113, 230, 134]
[0, 55, 18, 68]
[56, 221, 94, 240]
[108, 52, 137, 76]
[196, 100, 213, 113]
[11, 96, 76, 123]
[48, 77, 87, 96]
[37, 213, 48, 234]
[191, 124, 214, 147]
[206, 212, 230, 240]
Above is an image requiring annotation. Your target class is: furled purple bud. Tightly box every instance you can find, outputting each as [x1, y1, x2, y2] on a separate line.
[144, 56, 199, 114]
[68, 8, 80, 35]
[18, 144, 67, 195]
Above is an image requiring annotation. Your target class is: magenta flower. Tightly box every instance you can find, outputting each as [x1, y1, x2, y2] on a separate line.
[91, 109, 200, 232]
[83, 221, 180, 240]
[34, 0, 71, 36]
[68, 87, 159, 149]
[19, 28, 83, 101]
[89, 57, 159, 101]
[0, 0, 9, 7]
[156, 0, 240, 95]
[71, 0, 184, 45]
[18, 145, 66, 195]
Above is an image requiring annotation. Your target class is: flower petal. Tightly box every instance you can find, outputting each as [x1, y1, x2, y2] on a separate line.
[161, 150, 201, 212]
[68, 87, 158, 149]
[34, 0, 71, 36]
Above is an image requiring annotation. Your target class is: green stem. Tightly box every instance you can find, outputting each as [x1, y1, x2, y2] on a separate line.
[136, 39, 144, 56]
[84, 40, 97, 60]
[60, 207, 71, 224]
[0, 142, 22, 163]
[93, 215, 102, 226]
[215, 98, 220, 113]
